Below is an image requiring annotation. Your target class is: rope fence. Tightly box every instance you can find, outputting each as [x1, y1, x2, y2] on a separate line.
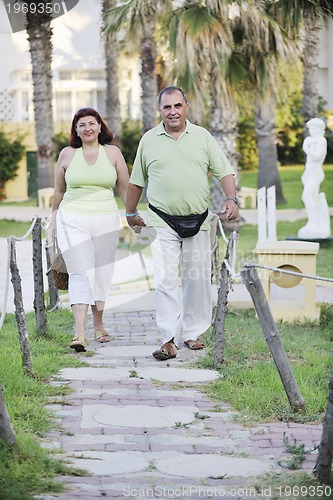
[0, 217, 38, 330]
[217, 218, 333, 285]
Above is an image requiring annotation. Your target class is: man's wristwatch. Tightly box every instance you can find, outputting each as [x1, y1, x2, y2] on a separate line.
[226, 197, 239, 205]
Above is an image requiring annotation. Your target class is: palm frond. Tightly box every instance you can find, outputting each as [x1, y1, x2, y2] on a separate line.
[181, 4, 221, 38]
[102, 0, 143, 36]
[163, 7, 182, 52]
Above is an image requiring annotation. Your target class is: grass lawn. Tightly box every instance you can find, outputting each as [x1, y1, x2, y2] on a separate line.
[0, 198, 38, 207]
[0, 310, 88, 500]
[199, 305, 333, 425]
[2, 164, 332, 211]
[240, 164, 333, 209]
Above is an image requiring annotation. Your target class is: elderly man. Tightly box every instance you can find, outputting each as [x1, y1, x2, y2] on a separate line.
[126, 86, 238, 360]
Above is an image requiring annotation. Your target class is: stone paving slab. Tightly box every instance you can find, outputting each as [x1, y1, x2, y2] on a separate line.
[80, 404, 201, 429]
[41, 309, 323, 500]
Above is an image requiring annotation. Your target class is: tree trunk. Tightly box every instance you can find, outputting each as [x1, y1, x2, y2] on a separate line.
[314, 368, 333, 484]
[32, 218, 47, 335]
[0, 385, 16, 448]
[9, 238, 35, 378]
[255, 91, 286, 204]
[141, 5, 158, 134]
[26, 3, 55, 189]
[209, 68, 239, 213]
[102, 0, 122, 146]
[302, 13, 321, 132]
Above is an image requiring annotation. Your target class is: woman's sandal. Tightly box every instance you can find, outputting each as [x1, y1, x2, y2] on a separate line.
[70, 336, 86, 352]
[94, 330, 111, 343]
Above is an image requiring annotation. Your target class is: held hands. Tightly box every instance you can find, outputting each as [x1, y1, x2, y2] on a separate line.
[126, 213, 146, 234]
[220, 200, 239, 221]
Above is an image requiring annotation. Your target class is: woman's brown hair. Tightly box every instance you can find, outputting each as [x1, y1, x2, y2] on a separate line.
[69, 108, 113, 148]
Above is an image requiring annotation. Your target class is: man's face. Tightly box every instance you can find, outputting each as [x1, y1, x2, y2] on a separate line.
[159, 91, 188, 133]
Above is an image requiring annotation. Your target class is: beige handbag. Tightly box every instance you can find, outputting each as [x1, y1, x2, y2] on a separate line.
[50, 234, 69, 290]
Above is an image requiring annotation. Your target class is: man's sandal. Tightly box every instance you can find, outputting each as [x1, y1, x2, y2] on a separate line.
[70, 336, 86, 352]
[184, 338, 205, 350]
[94, 330, 111, 343]
[153, 339, 178, 361]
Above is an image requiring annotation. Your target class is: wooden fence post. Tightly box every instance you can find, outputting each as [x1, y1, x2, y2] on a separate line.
[32, 218, 47, 335]
[45, 223, 59, 310]
[241, 265, 305, 412]
[9, 237, 34, 378]
[212, 236, 233, 368]
[213, 260, 230, 368]
[0, 385, 16, 447]
[314, 369, 333, 483]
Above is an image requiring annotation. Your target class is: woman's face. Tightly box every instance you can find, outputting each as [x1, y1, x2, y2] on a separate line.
[76, 115, 101, 143]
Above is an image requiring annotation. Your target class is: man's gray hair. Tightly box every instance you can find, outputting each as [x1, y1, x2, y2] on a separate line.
[157, 86, 188, 107]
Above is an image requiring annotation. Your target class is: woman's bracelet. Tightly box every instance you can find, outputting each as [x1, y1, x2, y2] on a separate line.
[125, 211, 139, 217]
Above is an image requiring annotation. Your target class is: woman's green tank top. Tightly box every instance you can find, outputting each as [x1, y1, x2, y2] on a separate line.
[59, 145, 118, 215]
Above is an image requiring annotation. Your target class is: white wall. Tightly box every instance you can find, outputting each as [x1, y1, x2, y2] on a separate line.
[319, 18, 333, 110]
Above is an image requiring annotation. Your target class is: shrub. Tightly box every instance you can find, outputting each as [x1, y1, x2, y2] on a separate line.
[121, 120, 142, 173]
[320, 303, 333, 331]
[237, 112, 258, 171]
[53, 130, 69, 159]
[275, 90, 304, 166]
[0, 129, 25, 199]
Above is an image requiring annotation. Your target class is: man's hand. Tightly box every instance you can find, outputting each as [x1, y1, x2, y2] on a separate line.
[126, 214, 146, 233]
[220, 200, 239, 221]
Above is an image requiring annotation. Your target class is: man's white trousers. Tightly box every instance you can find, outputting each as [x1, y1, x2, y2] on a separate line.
[148, 227, 212, 347]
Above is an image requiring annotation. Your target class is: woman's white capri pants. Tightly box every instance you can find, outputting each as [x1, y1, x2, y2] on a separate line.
[56, 211, 120, 306]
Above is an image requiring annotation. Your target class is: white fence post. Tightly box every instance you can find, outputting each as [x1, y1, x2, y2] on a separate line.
[257, 185, 277, 244]
[267, 185, 277, 242]
[257, 187, 267, 243]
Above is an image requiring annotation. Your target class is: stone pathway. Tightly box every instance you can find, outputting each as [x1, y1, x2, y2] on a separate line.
[42, 310, 322, 499]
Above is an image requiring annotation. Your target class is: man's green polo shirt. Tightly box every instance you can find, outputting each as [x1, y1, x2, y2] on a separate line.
[130, 120, 235, 230]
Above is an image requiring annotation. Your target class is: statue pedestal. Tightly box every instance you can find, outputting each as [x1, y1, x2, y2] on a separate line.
[254, 240, 320, 321]
[287, 236, 333, 244]
[297, 193, 331, 239]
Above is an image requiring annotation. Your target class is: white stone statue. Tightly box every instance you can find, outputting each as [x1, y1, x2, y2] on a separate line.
[298, 118, 331, 239]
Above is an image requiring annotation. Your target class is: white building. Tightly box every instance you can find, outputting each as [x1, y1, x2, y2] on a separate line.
[0, 0, 332, 124]
[319, 18, 333, 110]
[0, 0, 141, 125]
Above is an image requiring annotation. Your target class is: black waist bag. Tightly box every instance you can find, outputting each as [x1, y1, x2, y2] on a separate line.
[149, 203, 208, 238]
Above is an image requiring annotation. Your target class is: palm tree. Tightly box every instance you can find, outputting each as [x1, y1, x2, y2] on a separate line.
[103, 0, 171, 134]
[25, 2, 55, 189]
[302, 12, 322, 126]
[165, 0, 291, 207]
[255, 91, 286, 202]
[102, 0, 122, 146]
[270, 0, 333, 131]
[233, 1, 295, 203]
[165, 1, 241, 212]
